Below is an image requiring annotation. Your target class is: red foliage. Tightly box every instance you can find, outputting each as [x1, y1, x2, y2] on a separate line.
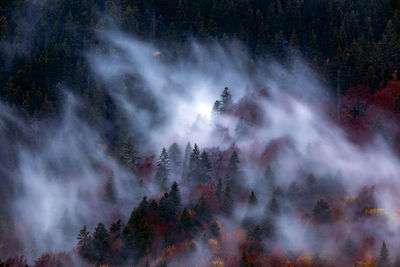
[136, 155, 155, 180]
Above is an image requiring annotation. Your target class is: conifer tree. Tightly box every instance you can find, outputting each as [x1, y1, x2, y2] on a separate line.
[221, 184, 233, 217]
[378, 241, 390, 267]
[155, 148, 169, 191]
[215, 178, 223, 202]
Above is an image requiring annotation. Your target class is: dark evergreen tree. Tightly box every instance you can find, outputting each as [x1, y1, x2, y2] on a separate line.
[119, 137, 140, 171]
[159, 192, 176, 222]
[342, 237, 357, 257]
[268, 197, 279, 215]
[215, 178, 223, 202]
[170, 181, 181, 210]
[221, 184, 233, 217]
[248, 191, 257, 206]
[103, 175, 117, 204]
[240, 252, 250, 267]
[77, 226, 92, 260]
[180, 208, 193, 232]
[194, 194, 212, 223]
[226, 151, 240, 192]
[92, 222, 110, 264]
[199, 150, 212, 183]
[378, 241, 390, 267]
[312, 199, 331, 223]
[188, 144, 202, 183]
[110, 219, 122, 239]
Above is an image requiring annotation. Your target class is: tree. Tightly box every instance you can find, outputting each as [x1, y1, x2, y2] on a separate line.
[155, 148, 169, 191]
[170, 181, 181, 210]
[268, 197, 279, 215]
[188, 144, 202, 183]
[378, 241, 390, 267]
[343, 237, 357, 257]
[312, 199, 331, 223]
[92, 222, 110, 264]
[179, 208, 193, 232]
[287, 181, 300, 202]
[77, 226, 92, 260]
[220, 87, 233, 112]
[199, 150, 212, 183]
[226, 151, 240, 192]
[110, 219, 122, 239]
[119, 137, 140, 171]
[194, 194, 212, 223]
[240, 252, 250, 267]
[248, 191, 257, 206]
[221, 184, 233, 217]
[159, 192, 176, 222]
[181, 142, 192, 180]
[103, 175, 117, 204]
[212, 100, 221, 114]
[168, 142, 182, 173]
[215, 178, 223, 202]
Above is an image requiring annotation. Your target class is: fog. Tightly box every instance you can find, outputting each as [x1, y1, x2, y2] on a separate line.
[1, 26, 400, 264]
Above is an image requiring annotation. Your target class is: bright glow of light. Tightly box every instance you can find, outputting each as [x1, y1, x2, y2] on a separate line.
[195, 102, 212, 118]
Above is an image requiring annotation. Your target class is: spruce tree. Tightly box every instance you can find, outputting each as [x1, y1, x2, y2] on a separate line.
[77, 226, 92, 260]
[155, 148, 169, 191]
[226, 151, 240, 192]
[215, 178, 223, 202]
[378, 241, 390, 267]
[248, 191, 257, 206]
[221, 184, 233, 217]
[170, 181, 181, 210]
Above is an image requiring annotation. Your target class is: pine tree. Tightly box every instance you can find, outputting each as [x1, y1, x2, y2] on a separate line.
[103, 175, 117, 204]
[77, 226, 92, 260]
[110, 219, 122, 239]
[240, 252, 250, 267]
[215, 178, 223, 202]
[180, 208, 193, 232]
[378, 241, 390, 267]
[313, 199, 331, 223]
[170, 181, 181, 210]
[194, 194, 212, 223]
[220, 87, 233, 112]
[343, 237, 357, 257]
[119, 137, 140, 171]
[268, 197, 279, 215]
[221, 184, 233, 217]
[159, 192, 176, 221]
[199, 150, 212, 183]
[248, 191, 257, 206]
[181, 142, 192, 180]
[155, 148, 169, 191]
[226, 151, 240, 191]
[168, 142, 182, 173]
[188, 144, 202, 183]
[92, 222, 110, 264]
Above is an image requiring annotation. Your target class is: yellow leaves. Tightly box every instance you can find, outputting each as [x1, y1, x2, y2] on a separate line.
[342, 195, 357, 203]
[207, 238, 220, 254]
[215, 219, 224, 233]
[363, 208, 386, 216]
[212, 258, 224, 267]
[98, 265, 109, 267]
[162, 245, 176, 261]
[188, 209, 196, 216]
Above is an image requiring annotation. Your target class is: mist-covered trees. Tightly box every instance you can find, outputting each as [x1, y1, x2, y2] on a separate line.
[155, 148, 169, 190]
[312, 199, 331, 223]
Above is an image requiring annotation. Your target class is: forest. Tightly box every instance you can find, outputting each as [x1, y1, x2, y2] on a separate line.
[0, 0, 400, 266]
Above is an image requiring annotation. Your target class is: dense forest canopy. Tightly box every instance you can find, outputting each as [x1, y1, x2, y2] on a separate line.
[0, 0, 400, 267]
